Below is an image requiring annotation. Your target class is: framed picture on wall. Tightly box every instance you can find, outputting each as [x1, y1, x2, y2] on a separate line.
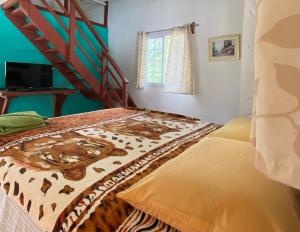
[209, 34, 241, 61]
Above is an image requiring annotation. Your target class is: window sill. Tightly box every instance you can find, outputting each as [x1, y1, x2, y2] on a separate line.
[145, 83, 165, 88]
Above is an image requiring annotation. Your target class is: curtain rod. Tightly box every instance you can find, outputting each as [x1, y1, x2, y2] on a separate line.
[142, 22, 200, 35]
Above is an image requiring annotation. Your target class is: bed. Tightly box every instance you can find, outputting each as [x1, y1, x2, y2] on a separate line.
[0, 108, 219, 232]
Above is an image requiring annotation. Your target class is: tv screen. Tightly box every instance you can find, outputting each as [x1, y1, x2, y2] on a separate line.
[5, 62, 53, 90]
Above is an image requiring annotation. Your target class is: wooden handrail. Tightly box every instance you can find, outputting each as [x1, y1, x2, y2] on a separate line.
[4, 0, 130, 108]
[103, 1, 108, 27]
[38, 0, 101, 73]
[54, 0, 69, 15]
[68, 1, 76, 62]
[108, 68, 122, 89]
[35, 5, 106, 27]
[77, 42, 100, 72]
[45, 0, 129, 107]
[40, 0, 69, 32]
[2, 0, 19, 9]
[76, 25, 101, 60]
[67, 0, 129, 107]
[103, 50, 129, 84]
[122, 82, 128, 108]
[102, 53, 129, 107]
[69, 0, 108, 52]
[106, 82, 123, 105]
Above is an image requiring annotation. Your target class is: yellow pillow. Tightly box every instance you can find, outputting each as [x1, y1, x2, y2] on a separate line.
[208, 117, 251, 142]
[118, 137, 300, 232]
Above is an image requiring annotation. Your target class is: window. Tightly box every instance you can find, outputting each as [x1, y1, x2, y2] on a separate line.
[146, 32, 171, 87]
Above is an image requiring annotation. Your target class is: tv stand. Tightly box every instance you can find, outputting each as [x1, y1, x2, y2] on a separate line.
[0, 88, 77, 117]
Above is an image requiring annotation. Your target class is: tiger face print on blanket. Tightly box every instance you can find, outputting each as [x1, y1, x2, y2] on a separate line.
[0, 132, 128, 181]
[0, 108, 220, 232]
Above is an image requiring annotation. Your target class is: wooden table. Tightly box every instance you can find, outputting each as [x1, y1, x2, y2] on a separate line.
[0, 88, 77, 117]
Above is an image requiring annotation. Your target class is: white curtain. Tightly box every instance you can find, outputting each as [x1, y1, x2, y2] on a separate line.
[165, 25, 194, 95]
[253, 0, 300, 190]
[239, 0, 256, 116]
[136, 32, 148, 89]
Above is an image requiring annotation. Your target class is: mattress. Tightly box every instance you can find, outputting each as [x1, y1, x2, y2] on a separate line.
[0, 108, 219, 232]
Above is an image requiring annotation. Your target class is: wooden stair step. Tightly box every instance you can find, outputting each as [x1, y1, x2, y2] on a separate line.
[66, 69, 77, 74]
[81, 90, 102, 101]
[58, 65, 79, 75]
[54, 59, 67, 65]
[10, 8, 25, 17]
[61, 74, 83, 84]
[57, 73, 85, 90]
[72, 79, 82, 84]
[22, 23, 36, 31]
[3, 0, 130, 108]
[109, 87, 136, 107]
[34, 36, 48, 42]
[68, 79, 82, 86]
[64, 70, 83, 80]
[45, 48, 58, 54]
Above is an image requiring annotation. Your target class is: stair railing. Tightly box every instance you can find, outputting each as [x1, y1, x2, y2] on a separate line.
[5, 0, 129, 108]
[102, 50, 129, 108]
[2, 0, 19, 9]
[67, 0, 129, 108]
[36, 0, 101, 76]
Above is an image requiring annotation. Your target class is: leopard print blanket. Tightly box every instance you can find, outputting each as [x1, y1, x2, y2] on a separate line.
[0, 108, 220, 232]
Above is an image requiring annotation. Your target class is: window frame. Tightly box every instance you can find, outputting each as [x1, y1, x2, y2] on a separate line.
[145, 30, 171, 88]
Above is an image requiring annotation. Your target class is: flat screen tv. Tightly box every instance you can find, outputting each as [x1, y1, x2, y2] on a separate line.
[5, 62, 53, 90]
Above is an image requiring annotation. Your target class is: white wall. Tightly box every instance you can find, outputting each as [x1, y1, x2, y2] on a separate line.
[109, 0, 245, 124]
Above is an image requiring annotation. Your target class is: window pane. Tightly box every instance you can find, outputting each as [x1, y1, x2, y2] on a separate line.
[146, 34, 170, 86]
[154, 49, 163, 60]
[148, 50, 154, 60]
[148, 39, 155, 49]
[154, 61, 162, 73]
[148, 72, 154, 82]
[148, 63, 154, 74]
[155, 38, 163, 49]
[154, 72, 162, 83]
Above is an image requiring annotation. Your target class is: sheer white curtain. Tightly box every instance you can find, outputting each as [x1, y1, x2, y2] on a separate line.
[165, 25, 194, 95]
[253, 0, 300, 190]
[136, 32, 148, 89]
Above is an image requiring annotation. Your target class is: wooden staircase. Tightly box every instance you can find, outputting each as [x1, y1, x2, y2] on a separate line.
[1, 0, 136, 108]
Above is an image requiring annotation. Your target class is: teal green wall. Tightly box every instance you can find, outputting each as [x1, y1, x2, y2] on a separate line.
[0, 9, 107, 117]
[42, 11, 104, 79]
